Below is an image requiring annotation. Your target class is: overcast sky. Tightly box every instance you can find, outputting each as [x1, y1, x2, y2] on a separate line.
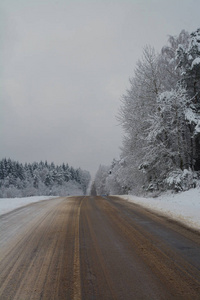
[0, 0, 199, 176]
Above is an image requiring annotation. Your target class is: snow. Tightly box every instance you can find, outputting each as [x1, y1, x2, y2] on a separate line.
[119, 188, 200, 231]
[185, 108, 200, 125]
[191, 57, 200, 68]
[0, 196, 58, 216]
[185, 108, 200, 135]
[1, 190, 200, 231]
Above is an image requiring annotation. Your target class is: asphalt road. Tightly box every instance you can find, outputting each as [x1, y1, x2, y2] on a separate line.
[0, 196, 200, 299]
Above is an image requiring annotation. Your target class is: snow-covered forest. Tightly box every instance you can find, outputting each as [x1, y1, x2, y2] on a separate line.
[0, 158, 91, 198]
[93, 28, 200, 196]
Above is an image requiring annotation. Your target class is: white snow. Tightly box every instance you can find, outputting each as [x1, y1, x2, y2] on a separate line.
[185, 108, 196, 123]
[0, 196, 58, 216]
[119, 188, 200, 231]
[191, 57, 200, 68]
[195, 120, 200, 134]
[1, 190, 200, 231]
[185, 108, 200, 125]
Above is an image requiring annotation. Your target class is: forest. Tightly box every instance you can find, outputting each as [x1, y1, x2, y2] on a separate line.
[0, 158, 91, 198]
[2, 28, 200, 198]
[93, 28, 200, 196]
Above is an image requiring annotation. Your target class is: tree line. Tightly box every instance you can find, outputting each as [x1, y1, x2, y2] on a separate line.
[93, 28, 200, 195]
[0, 158, 91, 198]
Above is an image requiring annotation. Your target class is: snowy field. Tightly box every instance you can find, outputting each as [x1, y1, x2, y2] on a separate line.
[0, 196, 58, 216]
[120, 188, 200, 231]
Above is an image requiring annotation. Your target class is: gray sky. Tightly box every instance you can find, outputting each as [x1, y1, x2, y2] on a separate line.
[0, 0, 199, 176]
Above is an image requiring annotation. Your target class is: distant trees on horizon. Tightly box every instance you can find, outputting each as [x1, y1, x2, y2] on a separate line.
[0, 158, 91, 198]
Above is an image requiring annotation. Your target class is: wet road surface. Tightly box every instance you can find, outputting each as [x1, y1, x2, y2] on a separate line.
[0, 196, 200, 299]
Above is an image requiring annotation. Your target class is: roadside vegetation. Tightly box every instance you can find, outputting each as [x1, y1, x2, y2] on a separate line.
[93, 28, 200, 195]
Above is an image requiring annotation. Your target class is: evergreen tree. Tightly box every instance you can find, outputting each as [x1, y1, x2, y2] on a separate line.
[0, 158, 90, 197]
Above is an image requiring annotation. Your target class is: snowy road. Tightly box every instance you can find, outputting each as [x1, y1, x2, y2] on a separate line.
[0, 196, 200, 299]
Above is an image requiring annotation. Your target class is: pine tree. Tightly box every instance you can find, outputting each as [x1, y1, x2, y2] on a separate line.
[0, 158, 90, 197]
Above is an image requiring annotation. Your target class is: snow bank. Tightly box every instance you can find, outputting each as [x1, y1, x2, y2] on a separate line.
[119, 188, 200, 231]
[1, 190, 200, 231]
[0, 196, 58, 216]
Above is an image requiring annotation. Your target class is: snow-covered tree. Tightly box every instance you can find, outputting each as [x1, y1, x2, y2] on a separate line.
[138, 86, 193, 191]
[158, 29, 189, 91]
[94, 165, 110, 195]
[118, 46, 162, 193]
[105, 159, 124, 195]
[115, 28, 200, 194]
[176, 28, 200, 104]
[176, 28, 200, 170]
[90, 181, 97, 196]
[0, 158, 90, 197]
[78, 169, 91, 195]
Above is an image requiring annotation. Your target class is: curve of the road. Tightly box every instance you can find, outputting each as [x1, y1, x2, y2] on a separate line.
[0, 196, 200, 299]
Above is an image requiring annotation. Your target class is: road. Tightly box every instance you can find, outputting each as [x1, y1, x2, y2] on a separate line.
[0, 196, 200, 299]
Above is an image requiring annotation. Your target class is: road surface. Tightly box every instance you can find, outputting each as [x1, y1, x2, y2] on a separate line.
[0, 196, 200, 299]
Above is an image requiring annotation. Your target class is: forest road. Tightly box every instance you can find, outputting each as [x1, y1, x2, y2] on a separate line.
[0, 196, 200, 300]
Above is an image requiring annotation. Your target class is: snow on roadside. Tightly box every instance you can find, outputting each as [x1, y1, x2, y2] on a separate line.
[119, 188, 200, 231]
[0, 196, 58, 216]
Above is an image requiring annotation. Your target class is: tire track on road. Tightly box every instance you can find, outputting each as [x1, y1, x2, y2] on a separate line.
[0, 197, 80, 300]
[73, 197, 84, 300]
[1, 195, 200, 299]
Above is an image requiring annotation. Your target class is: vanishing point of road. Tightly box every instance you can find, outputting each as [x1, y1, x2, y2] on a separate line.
[0, 196, 200, 299]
